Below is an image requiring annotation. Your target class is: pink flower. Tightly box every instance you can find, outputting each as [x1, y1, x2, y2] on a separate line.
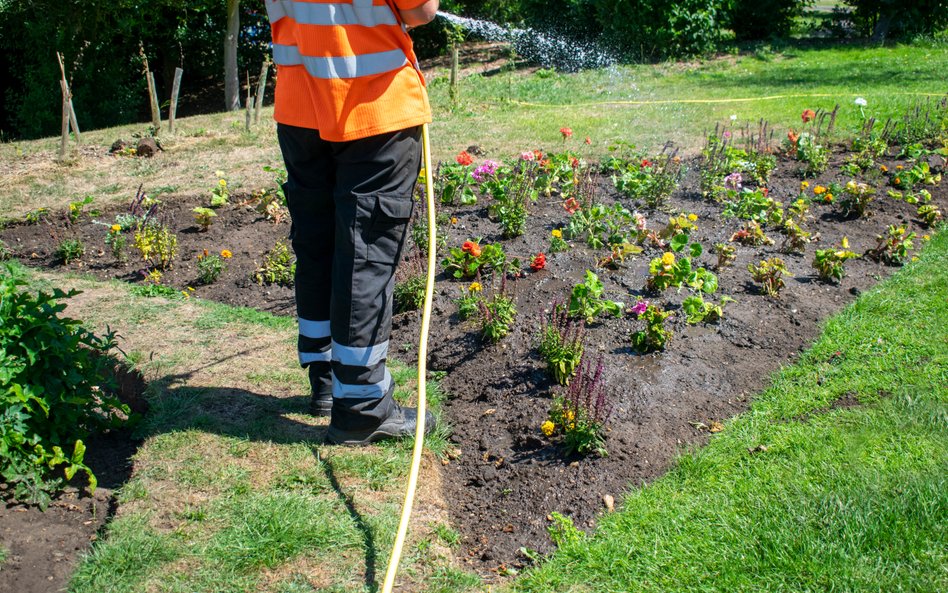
[633, 212, 647, 231]
[631, 299, 649, 316]
[560, 127, 573, 139]
[723, 130, 732, 139]
[472, 160, 499, 182]
[520, 151, 535, 161]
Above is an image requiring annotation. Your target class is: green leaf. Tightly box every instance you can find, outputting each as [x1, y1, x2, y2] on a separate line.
[670, 233, 688, 253]
[690, 242, 704, 258]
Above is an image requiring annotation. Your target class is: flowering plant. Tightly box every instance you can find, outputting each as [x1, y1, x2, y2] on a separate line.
[441, 239, 507, 279]
[549, 228, 569, 253]
[630, 303, 672, 353]
[917, 204, 943, 228]
[530, 252, 547, 272]
[546, 355, 612, 456]
[606, 142, 683, 209]
[839, 180, 875, 218]
[730, 221, 774, 246]
[813, 241, 858, 283]
[436, 160, 476, 206]
[192, 207, 217, 232]
[210, 171, 229, 207]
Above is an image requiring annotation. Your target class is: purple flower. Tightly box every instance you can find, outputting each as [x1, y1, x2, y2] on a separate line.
[631, 299, 649, 316]
[472, 160, 499, 182]
[724, 172, 742, 191]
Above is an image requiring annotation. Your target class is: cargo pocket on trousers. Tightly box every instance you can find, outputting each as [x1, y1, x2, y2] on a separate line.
[363, 193, 414, 265]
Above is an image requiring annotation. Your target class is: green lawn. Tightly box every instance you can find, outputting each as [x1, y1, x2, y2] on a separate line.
[508, 230, 948, 593]
[427, 41, 948, 156]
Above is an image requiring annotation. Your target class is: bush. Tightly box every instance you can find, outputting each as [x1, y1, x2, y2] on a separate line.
[726, 0, 812, 41]
[0, 268, 127, 507]
[592, 0, 728, 60]
[840, 0, 948, 40]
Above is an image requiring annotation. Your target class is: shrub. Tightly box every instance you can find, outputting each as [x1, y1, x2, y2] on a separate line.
[0, 269, 127, 507]
[726, 0, 811, 41]
[254, 240, 296, 286]
[133, 222, 178, 270]
[55, 238, 84, 264]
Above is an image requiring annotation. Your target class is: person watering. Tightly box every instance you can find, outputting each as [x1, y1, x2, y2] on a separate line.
[265, 0, 440, 445]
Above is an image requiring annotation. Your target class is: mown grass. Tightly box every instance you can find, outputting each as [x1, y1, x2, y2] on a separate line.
[2, 41, 945, 220]
[508, 229, 948, 593]
[0, 266, 471, 593]
[428, 41, 948, 156]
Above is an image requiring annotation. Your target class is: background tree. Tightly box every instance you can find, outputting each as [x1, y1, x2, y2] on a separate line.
[224, 0, 241, 111]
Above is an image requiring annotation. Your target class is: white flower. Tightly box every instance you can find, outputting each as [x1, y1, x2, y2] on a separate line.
[730, 114, 738, 121]
[854, 97, 867, 107]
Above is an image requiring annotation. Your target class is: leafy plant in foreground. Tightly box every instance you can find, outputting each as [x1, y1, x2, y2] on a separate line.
[197, 249, 229, 284]
[865, 225, 916, 265]
[455, 281, 482, 321]
[548, 228, 569, 254]
[0, 270, 128, 508]
[436, 155, 476, 206]
[537, 302, 585, 386]
[192, 207, 217, 232]
[748, 257, 788, 297]
[682, 294, 735, 325]
[568, 270, 623, 323]
[547, 355, 613, 457]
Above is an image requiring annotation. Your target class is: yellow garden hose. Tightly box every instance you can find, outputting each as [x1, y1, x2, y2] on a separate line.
[380, 122, 437, 593]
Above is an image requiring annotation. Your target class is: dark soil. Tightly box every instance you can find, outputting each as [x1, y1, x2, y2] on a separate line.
[1, 144, 945, 583]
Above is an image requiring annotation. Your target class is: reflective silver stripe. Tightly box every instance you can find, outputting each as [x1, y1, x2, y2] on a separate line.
[271, 44, 408, 79]
[332, 370, 391, 399]
[331, 340, 388, 367]
[299, 351, 332, 364]
[298, 318, 331, 339]
[266, 0, 398, 27]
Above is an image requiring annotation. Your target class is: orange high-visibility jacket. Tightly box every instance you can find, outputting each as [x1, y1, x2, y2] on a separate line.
[266, 0, 432, 142]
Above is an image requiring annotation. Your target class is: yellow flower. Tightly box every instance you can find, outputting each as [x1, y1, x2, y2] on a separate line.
[880, 165, 888, 173]
[468, 282, 482, 293]
[896, 165, 903, 170]
[825, 193, 833, 201]
[800, 181, 810, 190]
[110, 224, 122, 232]
[218, 179, 227, 187]
[841, 236, 849, 249]
[661, 252, 675, 267]
[565, 410, 576, 423]
[923, 235, 930, 241]
[450, 217, 458, 225]
[540, 420, 555, 437]
[813, 185, 826, 195]
[687, 213, 698, 222]
[214, 170, 225, 177]
[551, 229, 563, 239]
[220, 249, 233, 258]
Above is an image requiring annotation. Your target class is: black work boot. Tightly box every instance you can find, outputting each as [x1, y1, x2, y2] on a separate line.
[308, 364, 332, 417]
[327, 395, 437, 446]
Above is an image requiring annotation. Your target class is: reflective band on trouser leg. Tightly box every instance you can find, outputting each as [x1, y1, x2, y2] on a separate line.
[271, 44, 408, 79]
[266, 0, 398, 27]
[298, 318, 331, 365]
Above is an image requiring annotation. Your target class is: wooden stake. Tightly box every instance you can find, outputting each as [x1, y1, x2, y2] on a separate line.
[59, 80, 70, 160]
[168, 67, 183, 134]
[244, 71, 252, 132]
[449, 43, 459, 107]
[147, 72, 162, 133]
[254, 60, 269, 124]
[56, 52, 81, 143]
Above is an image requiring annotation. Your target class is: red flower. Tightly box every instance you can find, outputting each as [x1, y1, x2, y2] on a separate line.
[584, 136, 591, 145]
[533, 149, 544, 161]
[762, 187, 769, 197]
[563, 197, 580, 214]
[569, 156, 580, 168]
[538, 159, 550, 168]
[560, 127, 573, 139]
[641, 159, 652, 168]
[461, 241, 482, 258]
[455, 151, 473, 166]
[530, 252, 547, 271]
[801, 109, 816, 123]
[787, 129, 799, 145]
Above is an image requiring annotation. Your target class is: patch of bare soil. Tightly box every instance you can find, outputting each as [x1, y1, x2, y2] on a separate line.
[2, 143, 945, 583]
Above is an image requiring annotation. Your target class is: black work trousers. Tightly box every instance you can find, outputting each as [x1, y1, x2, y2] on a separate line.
[277, 123, 421, 430]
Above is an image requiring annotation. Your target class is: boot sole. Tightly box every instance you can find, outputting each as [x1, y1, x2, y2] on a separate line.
[325, 425, 412, 446]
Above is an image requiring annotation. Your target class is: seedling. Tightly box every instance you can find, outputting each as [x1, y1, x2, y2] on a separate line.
[865, 225, 916, 265]
[568, 270, 623, 323]
[748, 257, 788, 297]
[192, 207, 217, 232]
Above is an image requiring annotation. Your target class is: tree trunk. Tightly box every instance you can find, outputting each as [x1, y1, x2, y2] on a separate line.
[870, 11, 894, 43]
[224, 0, 241, 111]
